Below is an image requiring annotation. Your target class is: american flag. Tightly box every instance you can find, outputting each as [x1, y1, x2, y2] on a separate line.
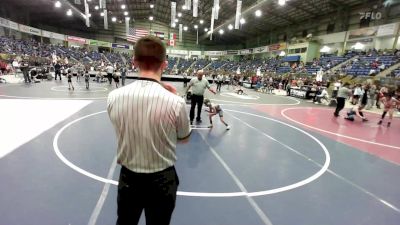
[127, 27, 149, 43]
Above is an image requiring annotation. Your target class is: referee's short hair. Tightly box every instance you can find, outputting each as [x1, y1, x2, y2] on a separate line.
[134, 36, 166, 71]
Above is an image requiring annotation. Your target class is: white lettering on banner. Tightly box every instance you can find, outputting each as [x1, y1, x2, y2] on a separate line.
[360, 12, 382, 20]
[377, 23, 399, 37]
[67, 36, 86, 44]
[42, 31, 65, 40]
[19, 24, 41, 36]
[239, 49, 252, 55]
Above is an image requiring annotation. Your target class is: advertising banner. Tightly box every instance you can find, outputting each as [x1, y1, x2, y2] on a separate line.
[377, 23, 399, 37]
[67, 36, 86, 44]
[348, 27, 378, 40]
[205, 51, 226, 56]
[112, 43, 129, 49]
[19, 24, 41, 36]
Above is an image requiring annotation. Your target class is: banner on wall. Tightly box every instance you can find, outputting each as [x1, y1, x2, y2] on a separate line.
[88, 39, 110, 47]
[67, 36, 86, 44]
[170, 49, 188, 55]
[253, 46, 269, 53]
[377, 23, 399, 37]
[348, 27, 378, 40]
[112, 43, 129, 49]
[18, 24, 41, 36]
[189, 50, 201, 55]
[171, 2, 176, 27]
[9, 21, 18, 30]
[227, 50, 238, 55]
[239, 49, 253, 55]
[42, 30, 65, 40]
[205, 51, 226, 56]
[268, 43, 286, 51]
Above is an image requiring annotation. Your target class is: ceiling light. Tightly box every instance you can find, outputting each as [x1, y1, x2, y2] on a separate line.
[204, 28, 208, 32]
[183, 26, 188, 31]
[121, 4, 126, 9]
[219, 29, 224, 35]
[278, 0, 286, 6]
[55, 1, 61, 8]
[240, 18, 245, 24]
[177, 12, 182, 17]
[66, 9, 73, 16]
[94, 5, 99, 10]
[172, 23, 176, 28]
[255, 10, 262, 17]
[149, 16, 154, 21]
[182, 5, 187, 10]
[194, 25, 198, 29]
[100, 12, 104, 16]
[228, 24, 233, 30]
[150, 4, 154, 8]
[124, 11, 128, 16]
[112, 17, 117, 22]
[199, 19, 204, 24]
[175, 18, 179, 23]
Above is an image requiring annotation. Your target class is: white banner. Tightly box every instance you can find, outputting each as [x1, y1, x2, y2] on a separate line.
[125, 17, 130, 37]
[214, 0, 219, 20]
[19, 24, 41, 36]
[210, 7, 215, 40]
[193, 0, 198, 17]
[171, 49, 188, 55]
[188, 0, 192, 11]
[205, 51, 226, 56]
[42, 30, 65, 40]
[189, 50, 201, 55]
[179, 24, 183, 42]
[104, 9, 108, 30]
[185, 0, 189, 9]
[377, 23, 399, 37]
[9, 21, 18, 30]
[235, 0, 242, 29]
[84, 0, 90, 27]
[0, 17, 9, 28]
[171, 2, 176, 27]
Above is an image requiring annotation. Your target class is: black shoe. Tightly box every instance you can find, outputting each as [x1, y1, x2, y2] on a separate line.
[190, 121, 193, 125]
[334, 113, 339, 117]
[196, 119, 202, 123]
[378, 120, 382, 125]
[387, 122, 391, 127]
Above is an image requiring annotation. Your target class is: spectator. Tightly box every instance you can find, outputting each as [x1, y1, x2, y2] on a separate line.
[107, 36, 191, 225]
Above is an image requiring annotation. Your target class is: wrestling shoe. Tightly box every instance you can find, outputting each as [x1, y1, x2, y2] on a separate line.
[387, 122, 391, 127]
[226, 126, 231, 130]
[378, 120, 382, 125]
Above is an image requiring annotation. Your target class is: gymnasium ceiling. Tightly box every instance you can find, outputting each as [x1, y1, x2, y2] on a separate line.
[1, 0, 399, 45]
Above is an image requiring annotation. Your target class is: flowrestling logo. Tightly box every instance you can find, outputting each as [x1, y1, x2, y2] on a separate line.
[359, 11, 382, 20]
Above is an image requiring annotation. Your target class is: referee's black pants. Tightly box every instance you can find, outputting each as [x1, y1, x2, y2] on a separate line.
[190, 94, 204, 122]
[117, 166, 179, 225]
[334, 97, 346, 116]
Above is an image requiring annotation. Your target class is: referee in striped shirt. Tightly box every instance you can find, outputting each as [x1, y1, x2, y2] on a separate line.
[107, 36, 191, 225]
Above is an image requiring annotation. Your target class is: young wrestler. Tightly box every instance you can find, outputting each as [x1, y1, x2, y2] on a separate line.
[345, 104, 368, 122]
[378, 92, 400, 127]
[203, 98, 230, 130]
[67, 70, 74, 91]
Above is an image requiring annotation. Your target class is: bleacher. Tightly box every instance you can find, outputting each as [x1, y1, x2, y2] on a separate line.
[192, 59, 210, 70]
[177, 58, 194, 71]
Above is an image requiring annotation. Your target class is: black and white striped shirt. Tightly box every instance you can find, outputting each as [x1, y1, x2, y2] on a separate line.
[107, 78, 191, 173]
